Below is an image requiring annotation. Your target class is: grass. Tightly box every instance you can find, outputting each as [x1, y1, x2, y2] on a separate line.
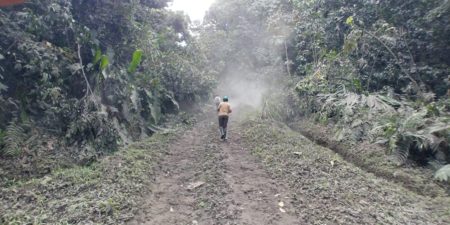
[239, 117, 450, 224]
[288, 117, 450, 197]
[0, 131, 179, 224]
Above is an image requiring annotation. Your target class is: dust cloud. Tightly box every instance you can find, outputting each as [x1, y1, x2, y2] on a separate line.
[212, 13, 293, 113]
[215, 68, 272, 111]
[217, 75, 264, 107]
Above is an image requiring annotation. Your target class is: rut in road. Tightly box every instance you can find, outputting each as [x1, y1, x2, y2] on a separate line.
[129, 116, 301, 225]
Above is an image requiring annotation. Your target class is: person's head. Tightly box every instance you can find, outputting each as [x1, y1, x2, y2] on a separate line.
[223, 96, 229, 102]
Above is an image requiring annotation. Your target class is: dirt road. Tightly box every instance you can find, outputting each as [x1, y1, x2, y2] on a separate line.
[129, 116, 300, 225]
[128, 115, 449, 225]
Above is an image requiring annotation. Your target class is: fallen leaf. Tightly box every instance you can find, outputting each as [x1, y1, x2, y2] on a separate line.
[187, 181, 205, 190]
[279, 207, 286, 213]
[278, 202, 284, 207]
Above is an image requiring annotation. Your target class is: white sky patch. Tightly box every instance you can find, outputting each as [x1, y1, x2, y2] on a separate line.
[168, 0, 215, 22]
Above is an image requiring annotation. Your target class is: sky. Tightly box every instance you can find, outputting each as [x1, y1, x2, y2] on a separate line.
[168, 0, 215, 22]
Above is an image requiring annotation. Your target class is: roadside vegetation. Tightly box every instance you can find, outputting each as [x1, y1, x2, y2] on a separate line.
[0, 0, 449, 223]
[0, 0, 214, 180]
[1, 129, 180, 224]
[286, 0, 450, 182]
[241, 117, 450, 224]
[201, 0, 450, 188]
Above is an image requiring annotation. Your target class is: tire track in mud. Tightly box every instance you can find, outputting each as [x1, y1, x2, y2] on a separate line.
[219, 125, 301, 225]
[128, 119, 230, 224]
[129, 116, 303, 225]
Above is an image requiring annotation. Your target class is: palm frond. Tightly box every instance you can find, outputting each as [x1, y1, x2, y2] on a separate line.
[434, 165, 450, 182]
[365, 94, 397, 112]
[391, 119, 449, 165]
[400, 110, 427, 132]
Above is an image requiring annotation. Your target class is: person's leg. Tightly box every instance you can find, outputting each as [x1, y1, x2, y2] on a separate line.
[218, 116, 225, 139]
[218, 117, 222, 137]
[223, 116, 229, 139]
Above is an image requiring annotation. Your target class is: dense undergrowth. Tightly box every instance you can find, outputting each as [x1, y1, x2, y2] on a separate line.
[202, 0, 450, 183]
[240, 117, 450, 224]
[287, 116, 449, 197]
[285, 0, 450, 181]
[0, 126, 180, 224]
[0, 0, 215, 179]
[0, 0, 449, 221]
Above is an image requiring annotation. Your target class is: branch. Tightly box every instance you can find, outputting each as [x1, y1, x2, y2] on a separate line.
[363, 30, 421, 93]
[77, 43, 94, 97]
[284, 40, 292, 76]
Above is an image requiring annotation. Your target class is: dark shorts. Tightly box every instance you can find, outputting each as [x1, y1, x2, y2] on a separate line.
[218, 116, 229, 128]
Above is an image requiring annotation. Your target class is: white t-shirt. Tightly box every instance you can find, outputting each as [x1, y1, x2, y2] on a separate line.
[214, 96, 221, 105]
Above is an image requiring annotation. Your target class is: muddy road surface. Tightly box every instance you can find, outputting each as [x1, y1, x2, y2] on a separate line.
[129, 117, 299, 225]
[129, 115, 449, 225]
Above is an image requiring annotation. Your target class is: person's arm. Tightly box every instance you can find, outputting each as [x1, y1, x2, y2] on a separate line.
[217, 103, 221, 112]
[228, 105, 232, 113]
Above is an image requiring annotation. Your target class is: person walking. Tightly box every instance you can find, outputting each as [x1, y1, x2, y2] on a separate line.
[214, 95, 221, 109]
[217, 96, 232, 140]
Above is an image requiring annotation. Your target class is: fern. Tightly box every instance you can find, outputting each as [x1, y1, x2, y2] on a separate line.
[368, 125, 385, 142]
[401, 110, 427, 131]
[0, 81, 8, 92]
[0, 129, 5, 148]
[391, 111, 449, 165]
[435, 165, 450, 182]
[2, 122, 27, 157]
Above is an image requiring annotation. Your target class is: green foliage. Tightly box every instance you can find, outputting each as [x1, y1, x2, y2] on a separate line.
[342, 30, 362, 55]
[0, 128, 178, 224]
[283, 0, 450, 170]
[290, 0, 449, 98]
[294, 83, 449, 167]
[345, 16, 354, 26]
[2, 122, 27, 157]
[0, 129, 5, 149]
[93, 49, 102, 64]
[99, 55, 109, 71]
[200, 0, 450, 170]
[146, 92, 162, 124]
[64, 107, 119, 163]
[128, 49, 143, 73]
[295, 70, 328, 95]
[0, 73, 7, 92]
[0, 0, 214, 177]
[352, 79, 363, 93]
[389, 110, 449, 164]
